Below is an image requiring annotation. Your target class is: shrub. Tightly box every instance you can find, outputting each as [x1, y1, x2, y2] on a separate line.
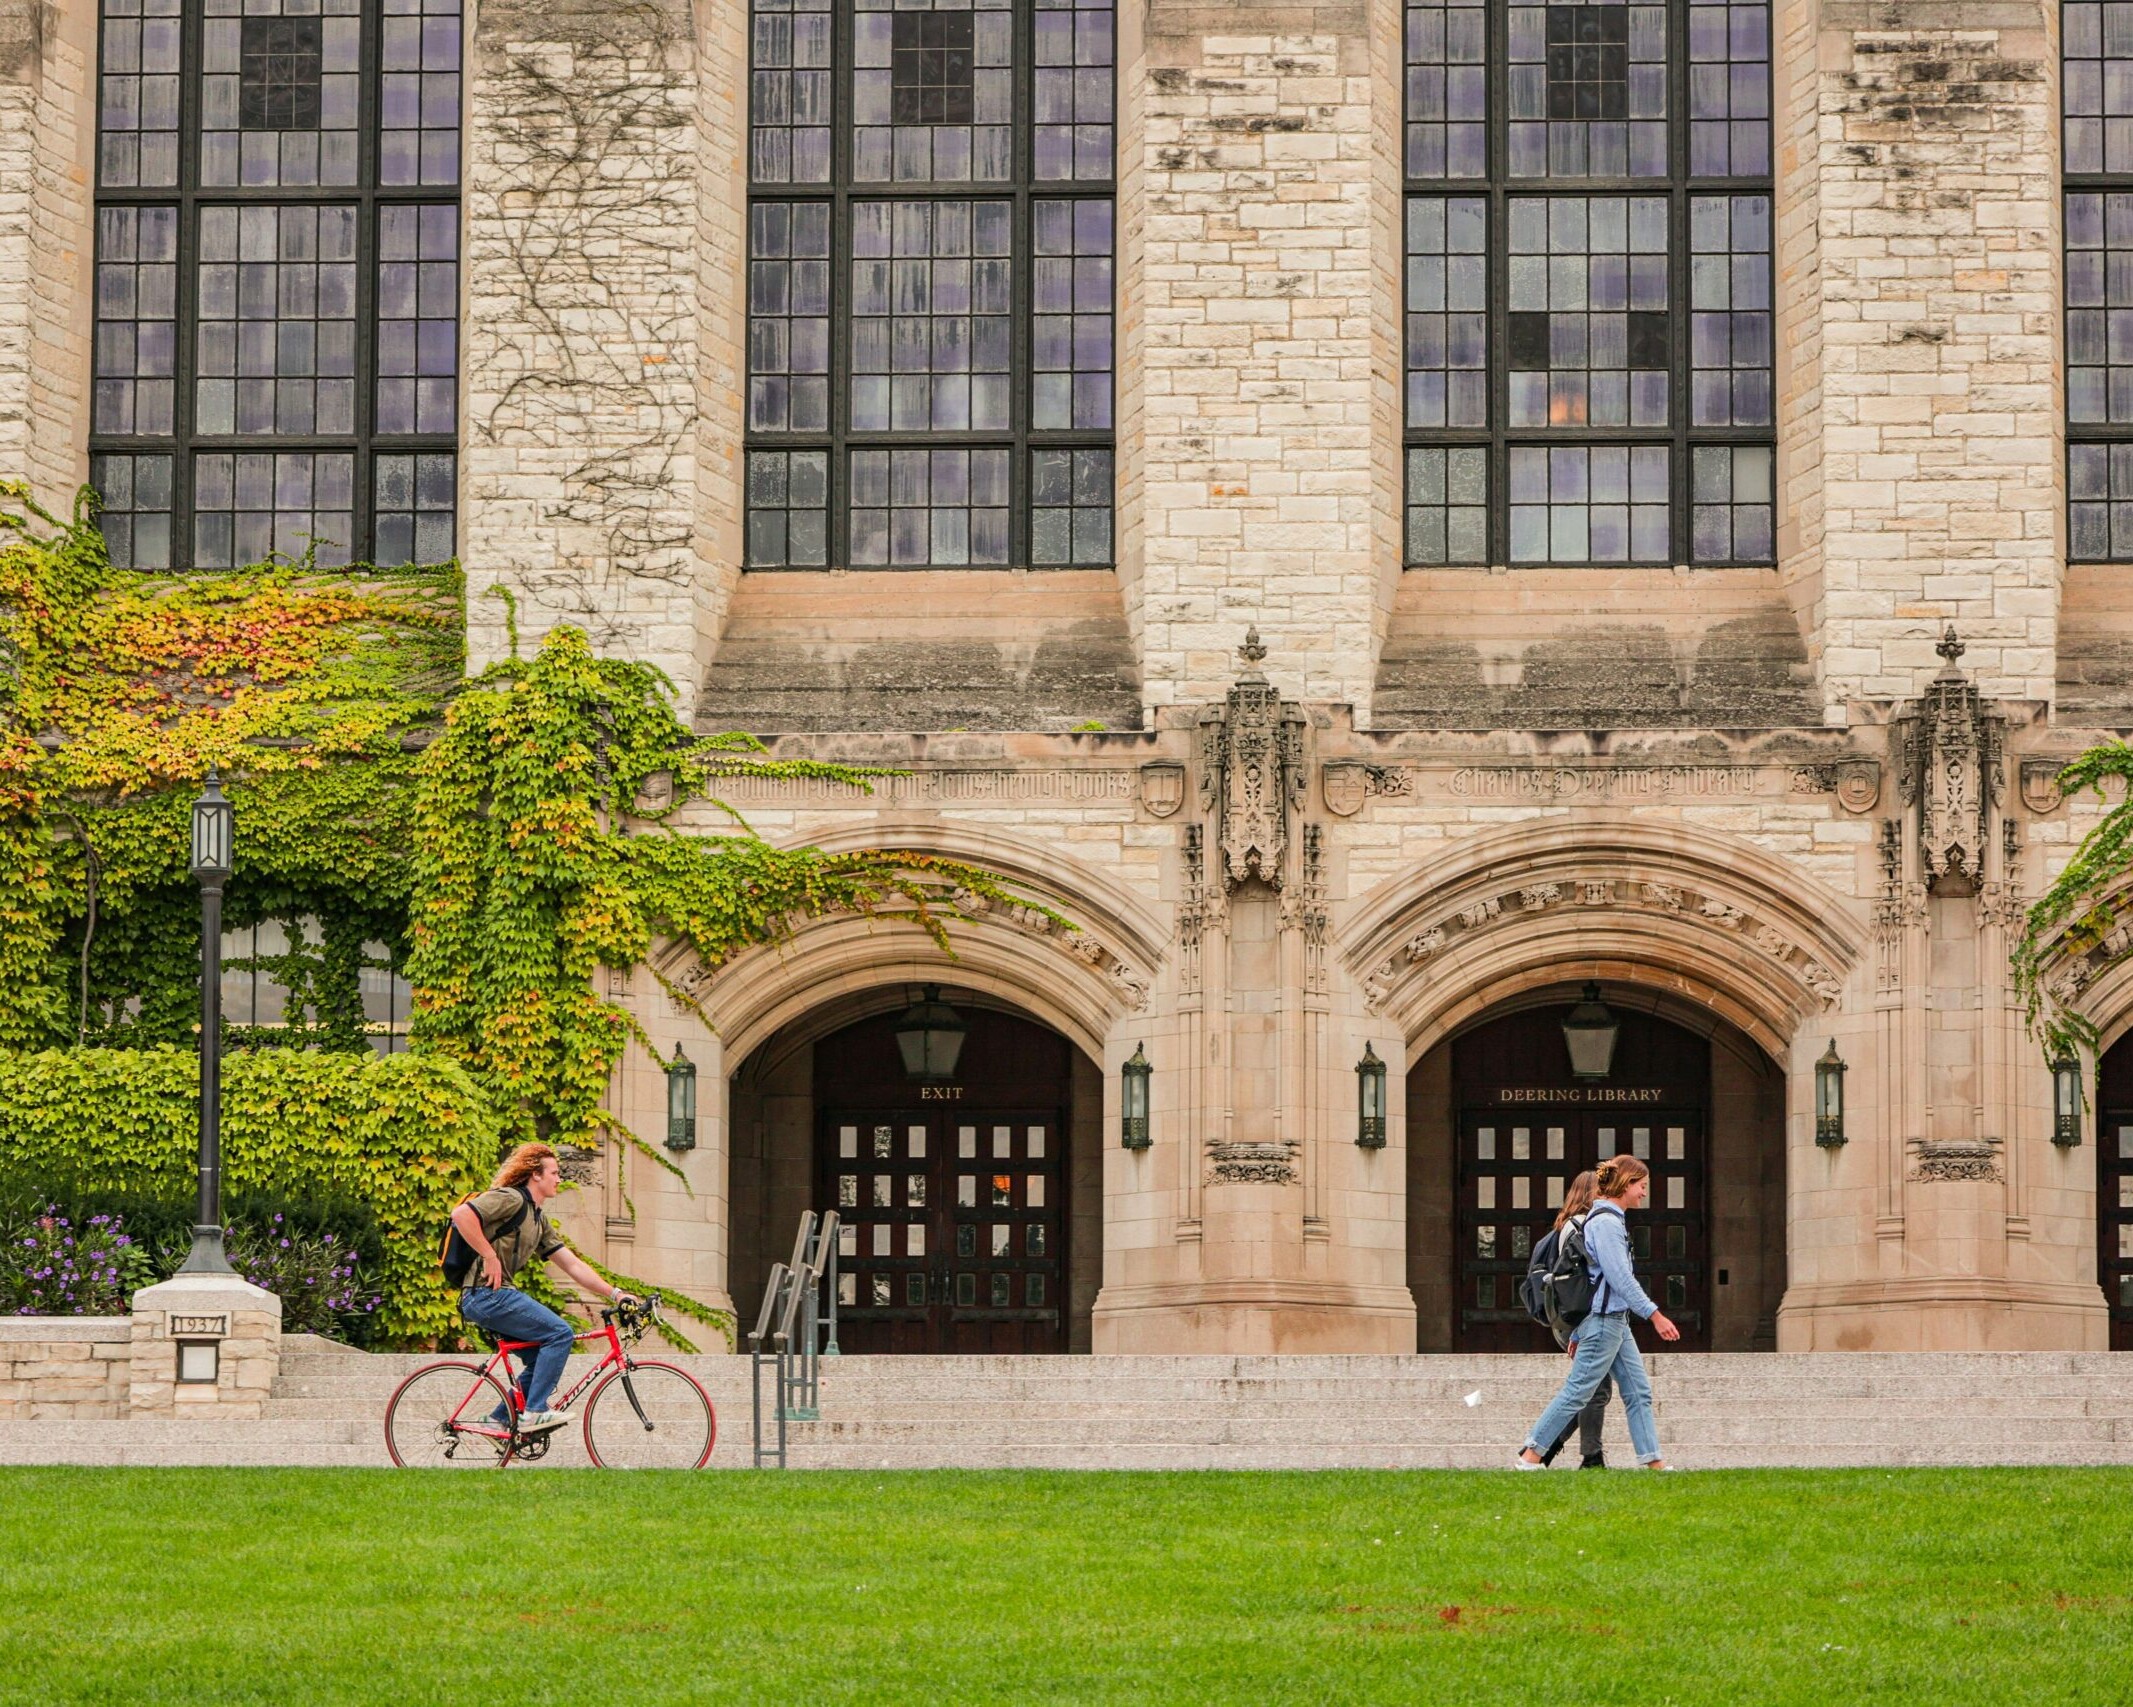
[0, 1046, 498, 1346]
[0, 1203, 153, 1316]
[226, 1213, 382, 1342]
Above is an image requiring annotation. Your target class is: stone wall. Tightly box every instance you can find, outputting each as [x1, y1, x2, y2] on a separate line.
[1125, 5, 1393, 710]
[0, 1319, 129, 1420]
[1806, 2, 2063, 708]
[0, 0, 94, 508]
[460, 0, 710, 703]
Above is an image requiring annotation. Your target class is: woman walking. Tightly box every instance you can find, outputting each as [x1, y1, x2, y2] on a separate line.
[1532, 1169, 1613, 1468]
[1514, 1154, 1680, 1471]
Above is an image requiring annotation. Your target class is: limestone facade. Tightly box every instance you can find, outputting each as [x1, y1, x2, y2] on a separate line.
[11, 0, 2133, 1353]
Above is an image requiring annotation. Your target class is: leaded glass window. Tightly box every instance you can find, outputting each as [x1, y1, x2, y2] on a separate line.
[90, 0, 461, 569]
[2069, 3, 2133, 559]
[746, 0, 1115, 568]
[1403, 0, 1774, 566]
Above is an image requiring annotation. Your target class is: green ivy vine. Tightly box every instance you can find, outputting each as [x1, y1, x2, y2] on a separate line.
[1, 476, 1045, 1343]
[409, 594, 1038, 1177]
[2015, 743, 2133, 1062]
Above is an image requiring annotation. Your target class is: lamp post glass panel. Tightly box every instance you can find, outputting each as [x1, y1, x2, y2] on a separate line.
[1356, 1043, 1387, 1148]
[183, 771, 237, 1274]
[666, 1044, 699, 1151]
[1815, 1040, 1847, 1147]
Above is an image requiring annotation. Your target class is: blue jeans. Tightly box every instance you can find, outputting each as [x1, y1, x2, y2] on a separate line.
[460, 1286, 575, 1416]
[1522, 1312, 1662, 1465]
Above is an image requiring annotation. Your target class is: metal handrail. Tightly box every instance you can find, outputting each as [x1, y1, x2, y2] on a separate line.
[747, 1210, 843, 1466]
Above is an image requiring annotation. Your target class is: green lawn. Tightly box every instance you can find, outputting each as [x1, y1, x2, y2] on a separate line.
[2, 1468, 2128, 1704]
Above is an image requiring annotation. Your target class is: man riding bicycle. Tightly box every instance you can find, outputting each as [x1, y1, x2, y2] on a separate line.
[453, 1142, 634, 1435]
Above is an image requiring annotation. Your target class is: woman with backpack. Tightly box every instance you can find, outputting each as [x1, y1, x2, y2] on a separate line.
[1514, 1153, 1680, 1471]
[1528, 1170, 1613, 1468]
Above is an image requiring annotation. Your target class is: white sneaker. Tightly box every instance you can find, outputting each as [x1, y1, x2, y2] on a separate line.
[519, 1409, 575, 1434]
[1511, 1451, 1546, 1471]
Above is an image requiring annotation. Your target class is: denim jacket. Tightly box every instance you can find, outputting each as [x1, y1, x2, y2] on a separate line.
[1585, 1199, 1657, 1319]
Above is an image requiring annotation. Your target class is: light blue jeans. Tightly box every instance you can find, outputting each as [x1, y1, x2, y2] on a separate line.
[1522, 1311, 1662, 1465]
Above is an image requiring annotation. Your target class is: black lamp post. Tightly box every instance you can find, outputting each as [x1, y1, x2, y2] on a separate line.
[180, 770, 236, 1275]
[665, 1043, 698, 1151]
[1355, 1043, 1388, 1148]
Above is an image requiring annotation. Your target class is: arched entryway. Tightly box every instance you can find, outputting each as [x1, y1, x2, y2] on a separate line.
[1407, 988, 1786, 1353]
[727, 991, 1104, 1354]
[2093, 1036, 2133, 1349]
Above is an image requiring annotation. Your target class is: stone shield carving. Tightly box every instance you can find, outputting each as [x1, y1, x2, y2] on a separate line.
[1834, 760, 1881, 815]
[1140, 762, 1186, 819]
[1321, 761, 1368, 818]
[2020, 759, 2066, 816]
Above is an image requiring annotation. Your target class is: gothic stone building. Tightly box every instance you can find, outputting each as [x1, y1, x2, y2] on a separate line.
[11, 0, 2133, 1356]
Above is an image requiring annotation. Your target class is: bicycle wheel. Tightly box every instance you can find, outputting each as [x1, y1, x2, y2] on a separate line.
[385, 1361, 515, 1468]
[582, 1360, 716, 1469]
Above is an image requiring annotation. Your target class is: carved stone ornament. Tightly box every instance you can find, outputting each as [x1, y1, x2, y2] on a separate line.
[1199, 629, 1306, 891]
[1908, 1137, 2002, 1184]
[1359, 872, 1845, 1012]
[1835, 760, 1882, 815]
[1140, 762, 1187, 819]
[2020, 758, 2067, 816]
[1206, 1138, 1298, 1186]
[1321, 761, 1368, 818]
[1900, 627, 2000, 892]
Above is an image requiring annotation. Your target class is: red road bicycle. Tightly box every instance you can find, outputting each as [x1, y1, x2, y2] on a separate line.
[384, 1296, 716, 1469]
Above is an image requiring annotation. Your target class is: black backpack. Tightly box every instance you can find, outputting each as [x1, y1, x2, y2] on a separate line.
[1522, 1212, 1596, 1344]
[439, 1187, 532, 1288]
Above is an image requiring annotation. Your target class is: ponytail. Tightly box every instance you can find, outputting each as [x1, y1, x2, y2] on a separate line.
[1595, 1153, 1649, 1200]
[1555, 1169, 1600, 1229]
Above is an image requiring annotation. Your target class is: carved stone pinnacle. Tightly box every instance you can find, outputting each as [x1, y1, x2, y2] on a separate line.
[1238, 627, 1267, 666]
[1936, 624, 1964, 667]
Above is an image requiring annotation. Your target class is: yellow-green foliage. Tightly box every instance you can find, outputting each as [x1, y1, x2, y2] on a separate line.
[0, 1047, 498, 1343]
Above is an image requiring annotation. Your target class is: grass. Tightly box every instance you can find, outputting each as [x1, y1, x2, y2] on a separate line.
[2, 1468, 2129, 1704]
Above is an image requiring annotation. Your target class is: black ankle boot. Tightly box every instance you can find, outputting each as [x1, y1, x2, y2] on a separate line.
[1579, 1452, 1606, 1469]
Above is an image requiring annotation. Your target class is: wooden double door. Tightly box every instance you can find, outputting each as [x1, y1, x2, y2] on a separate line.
[1456, 1105, 1709, 1351]
[2098, 1109, 2133, 1351]
[820, 1107, 1066, 1354]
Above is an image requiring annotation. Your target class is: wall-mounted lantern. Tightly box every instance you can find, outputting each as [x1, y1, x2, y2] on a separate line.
[1120, 1043, 1151, 1150]
[892, 985, 967, 1083]
[1356, 1043, 1388, 1148]
[2053, 1053, 2083, 1147]
[665, 1042, 698, 1151]
[1561, 982, 1619, 1081]
[1814, 1040, 1846, 1147]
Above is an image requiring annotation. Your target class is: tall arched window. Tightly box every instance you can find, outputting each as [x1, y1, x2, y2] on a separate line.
[1402, 0, 1774, 567]
[2067, 3, 2133, 561]
[745, 0, 1115, 568]
[89, 0, 462, 570]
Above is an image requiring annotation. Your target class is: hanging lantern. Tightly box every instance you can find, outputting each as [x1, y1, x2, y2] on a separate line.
[1815, 1040, 1846, 1147]
[665, 1043, 698, 1151]
[1560, 983, 1619, 1081]
[1120, 1043, 1151, 1150]
[1355, 1043, 1387, 1148]
[2053, 1053, 2083, 1147]
[892, 985, 967, 1082]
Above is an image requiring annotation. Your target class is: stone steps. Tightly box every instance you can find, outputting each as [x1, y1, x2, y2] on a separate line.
[8, 1351, 2133, 1468]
